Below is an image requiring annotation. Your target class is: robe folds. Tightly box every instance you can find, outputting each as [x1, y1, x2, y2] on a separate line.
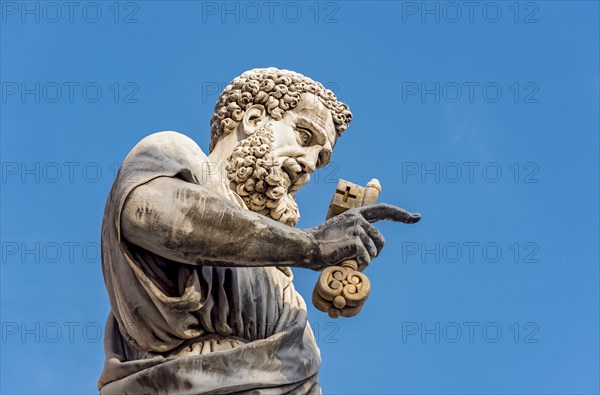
[98, 132, 321, 394]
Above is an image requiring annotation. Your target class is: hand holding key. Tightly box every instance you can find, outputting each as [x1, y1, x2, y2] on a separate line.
[311, 179, 420, 318]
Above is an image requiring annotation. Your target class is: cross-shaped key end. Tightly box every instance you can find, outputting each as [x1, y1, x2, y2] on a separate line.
[326, 179, 366, 220]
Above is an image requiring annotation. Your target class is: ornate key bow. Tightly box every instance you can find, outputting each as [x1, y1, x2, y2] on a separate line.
[312, 179, 381, 318]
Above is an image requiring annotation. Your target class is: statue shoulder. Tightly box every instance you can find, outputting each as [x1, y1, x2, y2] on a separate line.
[110, 131, 214, 192]
[121, 131, 238, 202]
[130, 131, 209, 160]
[123, 131, 212, 174]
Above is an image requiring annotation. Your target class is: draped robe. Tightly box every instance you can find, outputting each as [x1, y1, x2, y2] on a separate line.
[98, 132, 321, 394]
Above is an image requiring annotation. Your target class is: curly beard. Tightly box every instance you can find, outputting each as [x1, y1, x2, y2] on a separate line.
[225, 124, 306, 226]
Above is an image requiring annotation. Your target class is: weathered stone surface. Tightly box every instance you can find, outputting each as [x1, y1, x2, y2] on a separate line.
[99, 68, 420, 394]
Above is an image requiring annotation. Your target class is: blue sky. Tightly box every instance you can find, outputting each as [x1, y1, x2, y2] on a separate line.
[1, 1, 598, 394]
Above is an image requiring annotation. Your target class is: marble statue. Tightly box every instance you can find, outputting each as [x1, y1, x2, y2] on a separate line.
[98, 68, 421, 394]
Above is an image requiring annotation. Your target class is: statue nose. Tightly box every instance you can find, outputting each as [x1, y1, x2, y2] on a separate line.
[296, 148, 319, 173]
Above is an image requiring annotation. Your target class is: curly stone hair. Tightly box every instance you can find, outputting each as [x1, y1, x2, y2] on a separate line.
[209, 67, 353, 152]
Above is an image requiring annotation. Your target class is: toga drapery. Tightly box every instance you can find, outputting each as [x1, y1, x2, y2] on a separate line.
[98, 132, 321, 394]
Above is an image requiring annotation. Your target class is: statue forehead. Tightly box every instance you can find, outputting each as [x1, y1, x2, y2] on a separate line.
[290, 92, 337, 147]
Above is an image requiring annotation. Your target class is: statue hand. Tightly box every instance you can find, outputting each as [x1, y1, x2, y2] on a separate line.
[306, 203, 421, 271]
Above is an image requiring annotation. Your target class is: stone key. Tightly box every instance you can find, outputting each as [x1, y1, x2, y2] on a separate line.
[312, 179, 381, 318]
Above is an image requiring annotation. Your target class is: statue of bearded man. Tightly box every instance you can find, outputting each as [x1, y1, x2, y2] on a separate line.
[98, 68, 420, 394]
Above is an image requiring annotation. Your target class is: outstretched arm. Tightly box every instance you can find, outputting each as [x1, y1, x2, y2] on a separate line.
[121, 176, 420, 270]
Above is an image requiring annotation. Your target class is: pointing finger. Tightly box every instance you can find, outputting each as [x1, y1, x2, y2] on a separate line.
[355, 203, 421, 224]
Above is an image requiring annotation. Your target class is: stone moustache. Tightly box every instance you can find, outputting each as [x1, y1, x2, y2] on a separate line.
[98, 67, 420, 394]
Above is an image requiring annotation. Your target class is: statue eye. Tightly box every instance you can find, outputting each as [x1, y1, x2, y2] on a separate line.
[297, 128, 313, 146]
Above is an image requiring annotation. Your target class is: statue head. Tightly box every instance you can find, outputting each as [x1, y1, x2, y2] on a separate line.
[209, 68, 352, 226]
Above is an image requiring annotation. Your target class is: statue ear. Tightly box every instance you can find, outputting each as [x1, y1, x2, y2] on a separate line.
[241, 104, 266, 136]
